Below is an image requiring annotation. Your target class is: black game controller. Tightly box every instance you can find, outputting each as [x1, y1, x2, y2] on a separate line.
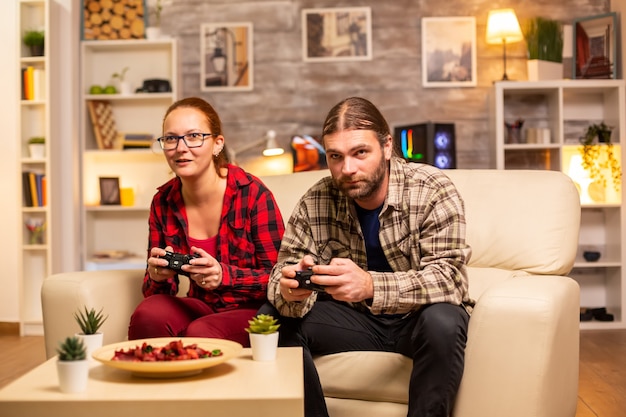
[162, 251, 200, 275]
[294, 268, 326, 292]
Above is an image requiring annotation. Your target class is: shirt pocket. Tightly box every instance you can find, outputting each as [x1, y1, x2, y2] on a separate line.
[317, 239, 353, 264]
[224, 218, 256, 268]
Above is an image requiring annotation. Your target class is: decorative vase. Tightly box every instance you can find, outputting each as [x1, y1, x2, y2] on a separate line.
[249, 332, 279, 361]
[57, 359, 89, 393]
[75, 332, 103, 361]
[145, 27, 161, 40]
[527, 60, 563, 81]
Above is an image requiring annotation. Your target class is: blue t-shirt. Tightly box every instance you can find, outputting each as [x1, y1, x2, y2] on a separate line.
[354, 203, 392, 272]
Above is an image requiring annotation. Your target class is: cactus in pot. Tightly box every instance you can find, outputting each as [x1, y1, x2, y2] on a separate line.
[56, 336, 89, 393]
[246, 314, 280, 361]
[57, 336, 87, 361]
[245, 314, 280, 334]
[74, 306, 108, 359]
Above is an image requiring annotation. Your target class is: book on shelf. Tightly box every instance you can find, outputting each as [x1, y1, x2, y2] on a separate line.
[22, 170, 46, 207]
[122, 132, 154, 149]
[21, 66, 45, 101]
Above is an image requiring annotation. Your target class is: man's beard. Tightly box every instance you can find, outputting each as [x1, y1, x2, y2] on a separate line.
[334, 155, 388, 200]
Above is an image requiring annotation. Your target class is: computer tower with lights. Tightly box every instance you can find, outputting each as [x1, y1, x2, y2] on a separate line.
[393, 122, 456, 169]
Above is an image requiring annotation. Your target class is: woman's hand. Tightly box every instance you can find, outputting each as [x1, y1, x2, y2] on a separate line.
[184, 246, 223, 290]
[148, 246, 176, 282]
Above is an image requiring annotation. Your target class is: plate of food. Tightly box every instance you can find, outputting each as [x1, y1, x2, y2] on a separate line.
[92, 337, 243, 378]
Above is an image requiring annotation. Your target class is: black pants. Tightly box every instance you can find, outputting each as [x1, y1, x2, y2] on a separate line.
[259, 301, 469, 417]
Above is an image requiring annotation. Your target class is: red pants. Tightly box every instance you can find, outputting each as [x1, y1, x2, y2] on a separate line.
[128, 294, 257, 347]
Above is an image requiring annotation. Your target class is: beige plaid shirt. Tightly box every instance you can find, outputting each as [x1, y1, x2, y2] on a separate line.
[268, 157, 473, 318]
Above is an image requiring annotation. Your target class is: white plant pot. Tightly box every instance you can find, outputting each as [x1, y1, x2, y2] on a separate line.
[527, 60, 563, 81]
[146, 26, 162, 40]
[75, 332, 103, 361]
[119, 81, 132, 95]
[28, 143, 45, 159]
[57, 360, 89, 393]
[249, 332, 279, 361]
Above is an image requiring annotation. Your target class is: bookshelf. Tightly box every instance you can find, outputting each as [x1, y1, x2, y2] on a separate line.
[491, 80, 626, 330]
[17, 0, 51, 335]
[80, 39, 179, 270]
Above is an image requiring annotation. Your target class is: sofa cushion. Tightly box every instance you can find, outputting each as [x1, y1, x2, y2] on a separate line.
[315, 351, 411, 403]
[444, 170, 579, 276]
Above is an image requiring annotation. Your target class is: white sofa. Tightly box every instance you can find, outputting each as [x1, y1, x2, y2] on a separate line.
[42, 169, 581, 417]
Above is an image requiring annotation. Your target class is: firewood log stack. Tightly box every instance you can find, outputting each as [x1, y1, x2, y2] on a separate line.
[83, 0, 146, 40]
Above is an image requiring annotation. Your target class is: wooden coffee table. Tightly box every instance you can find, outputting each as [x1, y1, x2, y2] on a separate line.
[0, 346, 303, 417]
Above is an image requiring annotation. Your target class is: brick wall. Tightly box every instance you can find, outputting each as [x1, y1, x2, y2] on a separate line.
[161, 0, 610, 169]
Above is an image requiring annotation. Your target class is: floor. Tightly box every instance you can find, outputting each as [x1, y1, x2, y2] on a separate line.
[1, 330, 625, 416]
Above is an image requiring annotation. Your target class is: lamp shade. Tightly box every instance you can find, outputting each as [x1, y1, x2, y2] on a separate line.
[486, 9, 524, 45]
[262, 130, 284, 156]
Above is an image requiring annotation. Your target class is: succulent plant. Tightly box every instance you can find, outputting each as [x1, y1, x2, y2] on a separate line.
[245, 314, 280, 334]
[57, 336, 87, 361]
[74, 306, 108, 335]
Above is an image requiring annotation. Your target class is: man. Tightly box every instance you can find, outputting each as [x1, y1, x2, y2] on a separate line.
[265, 97, 474, 417]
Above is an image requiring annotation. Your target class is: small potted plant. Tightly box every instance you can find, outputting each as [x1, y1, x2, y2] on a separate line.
[23, 29, 45, 56]
[27, 136, 45, 159]
[56, 336, 89, 393]
[579, 122, 621, 193]
[146, 0, 163, 40]
[245, 314, 280, 361]
[522, 17, 563, 80]
[112, 67, 131, 95]
[74, 306, 108, 359]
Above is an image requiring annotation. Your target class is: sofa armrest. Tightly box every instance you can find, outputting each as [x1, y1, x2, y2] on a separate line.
[41, 269, 144, 359]
[454, 275, 580, 417]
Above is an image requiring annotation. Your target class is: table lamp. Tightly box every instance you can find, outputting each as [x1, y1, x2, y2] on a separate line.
[486, 8, 524, 80]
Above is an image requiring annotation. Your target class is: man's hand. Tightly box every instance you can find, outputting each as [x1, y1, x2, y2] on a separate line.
[313, 258, 374, 303]
[279, 255, 317, 301]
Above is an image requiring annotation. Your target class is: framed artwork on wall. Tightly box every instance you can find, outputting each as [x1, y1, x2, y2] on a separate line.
[200, 22, 254, 91]
[421, 17, 477, 88]
[573, 12, 617, 79]
[302, 7, 372, 62]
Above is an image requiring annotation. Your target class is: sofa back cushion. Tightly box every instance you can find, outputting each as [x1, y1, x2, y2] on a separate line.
[444, 169, 580, 275]
[261, 168, 580, 277]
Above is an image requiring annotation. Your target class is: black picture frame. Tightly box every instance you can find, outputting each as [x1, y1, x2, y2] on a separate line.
[572, 12, 617, 79]
[99, 177, 121, 205]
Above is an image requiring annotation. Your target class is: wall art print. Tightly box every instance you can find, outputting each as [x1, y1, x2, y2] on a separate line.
[421, 17, 477, 88]
[201, 22, 253, 91]
[302, 7, 372, 62]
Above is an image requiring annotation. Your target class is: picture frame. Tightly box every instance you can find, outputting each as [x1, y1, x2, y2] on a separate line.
[421, 17, 477, 88]
[99, 177, 121, 205]
[302, 7, 372, 62]
[572, 12, 617, 79]
[200, 22, 254, 91]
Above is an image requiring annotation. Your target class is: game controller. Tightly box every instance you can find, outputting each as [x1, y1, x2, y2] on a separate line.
[162, 251, 200, 275]
[294, 268, 326, 292]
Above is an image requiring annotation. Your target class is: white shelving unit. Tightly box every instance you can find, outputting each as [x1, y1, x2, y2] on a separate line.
[17, 0, 52, 336]
[80, 39, 179, 271]
[491, 80, 626, 330]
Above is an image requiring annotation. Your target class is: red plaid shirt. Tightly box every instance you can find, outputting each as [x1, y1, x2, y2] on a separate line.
[142, 164, 285, 311]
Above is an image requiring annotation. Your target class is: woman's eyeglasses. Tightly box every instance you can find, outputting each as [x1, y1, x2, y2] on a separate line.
[156, 133, 216, 150]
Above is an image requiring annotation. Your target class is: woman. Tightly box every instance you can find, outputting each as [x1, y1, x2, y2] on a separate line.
[128, 97, 285, 347]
